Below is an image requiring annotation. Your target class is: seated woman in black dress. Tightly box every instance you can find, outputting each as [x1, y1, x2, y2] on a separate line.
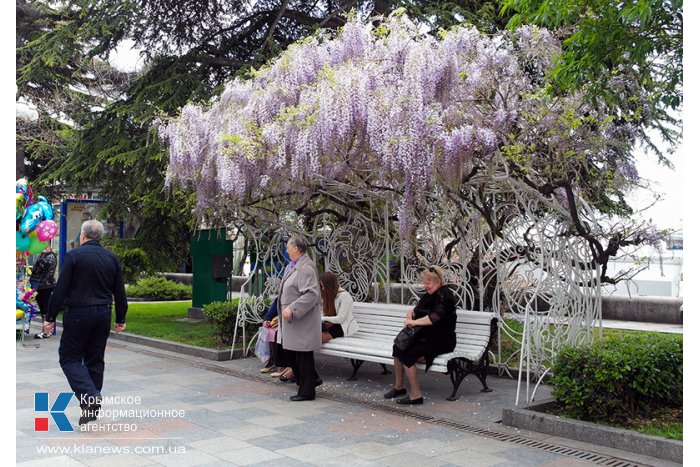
[384, 265, 457, 405]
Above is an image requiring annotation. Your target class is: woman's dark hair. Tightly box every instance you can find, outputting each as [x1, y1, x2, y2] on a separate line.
[320, 272, 340, 316]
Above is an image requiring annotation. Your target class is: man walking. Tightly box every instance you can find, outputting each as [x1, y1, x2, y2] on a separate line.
[44, 219, 128, 425]
[279, 236, 322, 401]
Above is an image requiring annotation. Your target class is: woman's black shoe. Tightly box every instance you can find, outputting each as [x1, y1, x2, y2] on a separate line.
[396, 396, 423, 405]
[289, 395, 315, 401]
[383, 387, 407, 399]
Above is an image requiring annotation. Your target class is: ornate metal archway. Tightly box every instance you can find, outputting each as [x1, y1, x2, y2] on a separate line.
[228, 173, 602, 404]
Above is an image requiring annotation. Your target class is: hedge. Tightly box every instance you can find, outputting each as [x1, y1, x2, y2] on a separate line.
[551, 333, 682, 423]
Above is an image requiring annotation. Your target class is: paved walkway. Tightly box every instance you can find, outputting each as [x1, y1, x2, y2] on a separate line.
[17, 323, 681, 467]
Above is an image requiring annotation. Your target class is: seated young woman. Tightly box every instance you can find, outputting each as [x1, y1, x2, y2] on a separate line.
[319, 272, 358, 343]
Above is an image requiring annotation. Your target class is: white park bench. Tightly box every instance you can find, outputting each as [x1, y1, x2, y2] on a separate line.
[318, 302, 498, 401]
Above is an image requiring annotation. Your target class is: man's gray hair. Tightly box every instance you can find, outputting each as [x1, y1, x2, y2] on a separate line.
[287, 235, 308, 253]
[81, 219, 105, 241]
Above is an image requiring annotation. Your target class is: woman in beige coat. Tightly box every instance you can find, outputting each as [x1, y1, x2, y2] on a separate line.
[279, 236, 322, 401]
[320, 272, 358, 343]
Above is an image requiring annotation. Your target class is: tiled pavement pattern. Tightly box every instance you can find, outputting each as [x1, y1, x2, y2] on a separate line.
[17, 326, 681, 467]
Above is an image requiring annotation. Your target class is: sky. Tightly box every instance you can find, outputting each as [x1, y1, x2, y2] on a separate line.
[628, 142, 684, 233]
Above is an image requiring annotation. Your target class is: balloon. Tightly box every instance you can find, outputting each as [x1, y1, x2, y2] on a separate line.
[16, 310, 25, 321]
[15, 178, 33, 207]
[16, 298, 29, 312]
[28, 237, 48, 255]
[16, 193, 25, 220]
[36, 220, 58, 242]
[16, 232, 30, 252]
[35, 196, 54, 221]
[19, 204, 45, 236]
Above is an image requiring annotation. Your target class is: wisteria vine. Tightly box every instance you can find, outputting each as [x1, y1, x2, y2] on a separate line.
[163, 12, 657, 267]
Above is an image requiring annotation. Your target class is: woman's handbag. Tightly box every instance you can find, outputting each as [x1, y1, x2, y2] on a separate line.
[394, 326, 421, 351]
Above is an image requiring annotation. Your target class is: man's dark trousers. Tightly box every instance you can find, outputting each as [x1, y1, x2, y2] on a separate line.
[58, 305, 111, 402]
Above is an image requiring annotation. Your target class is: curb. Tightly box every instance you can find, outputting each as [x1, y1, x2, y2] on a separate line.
[50, 321, 245, 362]
[501, 399, 682, 464]
[107, 332, 246, 361]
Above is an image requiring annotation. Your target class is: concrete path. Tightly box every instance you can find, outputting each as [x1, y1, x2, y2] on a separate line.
[17, 324, 681, 467]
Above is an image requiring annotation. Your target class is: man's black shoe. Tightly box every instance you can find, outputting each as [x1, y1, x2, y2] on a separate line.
[78, 401, 101, 425]
[383, 387, 407, 399]
[79, 408, 98, 425]
[315, 378, 323, 387]
[289, 395, 315, 401]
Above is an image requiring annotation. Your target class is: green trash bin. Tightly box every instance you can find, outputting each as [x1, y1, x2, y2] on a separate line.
[189, 228, 233, 312]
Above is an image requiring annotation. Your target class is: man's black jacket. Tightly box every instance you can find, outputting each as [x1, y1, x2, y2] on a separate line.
[46, 240, 128, 323]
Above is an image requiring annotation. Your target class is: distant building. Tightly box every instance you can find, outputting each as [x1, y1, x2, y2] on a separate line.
[667, 231, 683, 250]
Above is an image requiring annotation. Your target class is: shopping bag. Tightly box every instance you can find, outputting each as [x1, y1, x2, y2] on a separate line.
[254, 326, 270, 363]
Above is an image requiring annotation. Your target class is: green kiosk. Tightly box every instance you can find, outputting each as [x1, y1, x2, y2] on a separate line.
[188, 228, 233, 319]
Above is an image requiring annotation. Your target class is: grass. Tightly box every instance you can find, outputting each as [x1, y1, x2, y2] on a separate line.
[110, 301, 223, 349]
[625, 407, 683, 440]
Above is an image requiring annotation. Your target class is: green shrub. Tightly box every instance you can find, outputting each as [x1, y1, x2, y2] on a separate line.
[551, 333, 682, 423]
[201, 299, 261, 346]
[103, 238, 154, 282]
[126, 276, 192, 301]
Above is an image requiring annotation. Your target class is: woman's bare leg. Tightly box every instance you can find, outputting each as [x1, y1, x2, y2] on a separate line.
[404, 365, 422, 399]
[393, 357, 405, 390]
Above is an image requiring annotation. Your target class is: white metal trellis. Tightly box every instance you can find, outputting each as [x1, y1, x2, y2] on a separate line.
[226, 174, 602, 403]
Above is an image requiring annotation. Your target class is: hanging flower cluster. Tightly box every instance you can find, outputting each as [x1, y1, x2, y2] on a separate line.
[164, 13, 632, 240]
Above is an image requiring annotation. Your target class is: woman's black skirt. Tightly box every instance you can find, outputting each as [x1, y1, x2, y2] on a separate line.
[392, 334, 456, 368]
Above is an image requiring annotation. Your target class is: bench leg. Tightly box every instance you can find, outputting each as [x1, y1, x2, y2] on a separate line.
[477, 354, 492, 393]
[379, 363, 392, 375]
[349, 359, 364, 381]
[446, 359, 470, 401]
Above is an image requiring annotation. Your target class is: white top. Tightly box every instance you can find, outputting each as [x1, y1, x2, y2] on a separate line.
[322, 289, 359, 336]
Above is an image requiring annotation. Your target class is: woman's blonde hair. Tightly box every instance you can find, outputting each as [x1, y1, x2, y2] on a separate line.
[420, 265, 446, 287]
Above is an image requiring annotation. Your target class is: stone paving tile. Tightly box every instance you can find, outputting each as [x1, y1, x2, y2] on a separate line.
[213, 446, 286, 465]
[308, 455, 380, 466]
[435, 449, 511, 466]
[365, 451, 452, 466]
[83, 453, 154, 467]
[146, 447, 224, 466]
[17, 455, 87, 466]
[217, 425, 280, 441]
[335, 440, 403, 459]
[274, 443, 345, 463]
[393, 437, 471, 457]
[185, 437, 253, 454]
[248, 434, 324, 452]
[250, 459, 316, 467]
[246, 414, 305, 429]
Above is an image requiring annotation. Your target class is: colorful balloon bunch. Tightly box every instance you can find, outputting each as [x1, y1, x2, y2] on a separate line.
[16, 178, 58, 254]
[16, 288, 38, 323]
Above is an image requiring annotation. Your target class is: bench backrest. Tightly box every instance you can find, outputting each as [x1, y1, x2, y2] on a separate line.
[350, 302, 496, 350]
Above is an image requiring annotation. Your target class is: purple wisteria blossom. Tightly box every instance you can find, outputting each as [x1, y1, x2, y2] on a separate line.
[164, 14, 638, 242]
